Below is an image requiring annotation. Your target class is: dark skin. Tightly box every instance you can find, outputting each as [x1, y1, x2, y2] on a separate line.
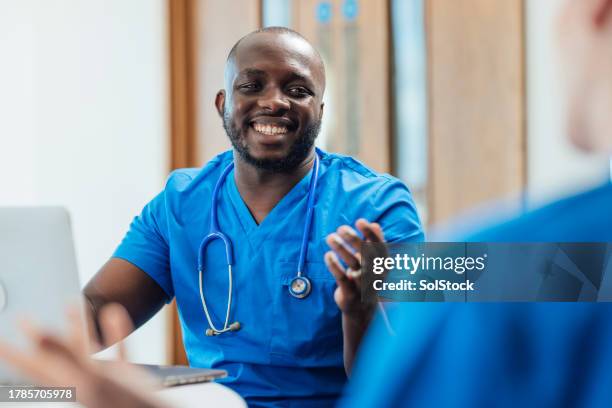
[84, 30, 382, 375]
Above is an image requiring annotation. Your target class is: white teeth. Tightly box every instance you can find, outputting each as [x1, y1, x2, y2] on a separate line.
[253, 123, 288, 135]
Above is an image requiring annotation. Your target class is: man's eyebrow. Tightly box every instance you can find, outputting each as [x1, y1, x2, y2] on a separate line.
[287, 72, 312, 83]
[287, 72, 316, 89]
[236, 68, 317, 89]
[238, 68, 267, 78]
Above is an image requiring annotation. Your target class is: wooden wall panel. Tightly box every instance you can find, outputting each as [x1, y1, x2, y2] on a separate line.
[168, 0, 199, 170]
[167, 0, 199, 366]
[426, 0, 526, 225]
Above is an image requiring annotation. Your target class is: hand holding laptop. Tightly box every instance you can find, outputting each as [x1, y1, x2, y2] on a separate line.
[0, 303, 167, 408]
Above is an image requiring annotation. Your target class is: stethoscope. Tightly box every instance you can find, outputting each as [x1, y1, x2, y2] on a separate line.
[198, 153, 320, 336]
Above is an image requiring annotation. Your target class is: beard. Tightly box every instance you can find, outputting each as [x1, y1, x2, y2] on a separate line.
[223, 111, 320, 173]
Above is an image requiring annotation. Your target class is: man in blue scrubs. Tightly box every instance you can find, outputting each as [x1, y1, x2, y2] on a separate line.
[83, 27, 423, 406]
[340, 0, 612, 406]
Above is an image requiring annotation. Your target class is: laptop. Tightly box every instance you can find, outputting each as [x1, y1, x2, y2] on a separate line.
[0, 207, 225, 386]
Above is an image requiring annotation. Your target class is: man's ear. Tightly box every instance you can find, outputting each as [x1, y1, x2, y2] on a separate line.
[318, 102, 325, 121]
[215, 90, 226, 118]
[593, 0, 612, 27]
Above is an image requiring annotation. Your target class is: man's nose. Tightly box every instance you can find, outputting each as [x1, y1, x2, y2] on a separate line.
[257, 88, 290, 112]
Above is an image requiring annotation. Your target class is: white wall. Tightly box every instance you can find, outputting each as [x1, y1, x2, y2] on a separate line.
[0, 0, 169, 364]
[526, 0, 610, 206]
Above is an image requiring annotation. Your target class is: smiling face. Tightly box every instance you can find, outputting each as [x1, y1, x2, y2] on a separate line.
[216, 30, 326, 172]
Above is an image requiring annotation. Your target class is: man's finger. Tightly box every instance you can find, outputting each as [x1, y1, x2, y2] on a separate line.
[356, 219, 385, 243]
[324, 251, 356, 289]
[325, 233, 361, 270]
[337, 225, 363, 254]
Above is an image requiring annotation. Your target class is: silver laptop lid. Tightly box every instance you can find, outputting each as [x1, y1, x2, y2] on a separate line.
[0, 207, 81, 383]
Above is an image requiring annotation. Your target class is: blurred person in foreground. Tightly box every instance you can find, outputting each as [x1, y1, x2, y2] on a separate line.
[0, 304, 165, 408]
[339, 0, 612, 407]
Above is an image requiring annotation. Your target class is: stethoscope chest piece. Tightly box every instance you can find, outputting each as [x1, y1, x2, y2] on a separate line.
[289, 276, 312, 299]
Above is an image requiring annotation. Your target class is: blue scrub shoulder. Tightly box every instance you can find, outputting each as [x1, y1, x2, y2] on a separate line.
[318, 149, 395, 186]
[160, 152, 236, 224]
[317, 150, 425, 243]
[164, 150, 233, 193]
[465, 182, 612, 242]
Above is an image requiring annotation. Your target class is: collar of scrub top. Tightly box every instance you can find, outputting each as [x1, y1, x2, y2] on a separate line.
[197, 150, 321, 336]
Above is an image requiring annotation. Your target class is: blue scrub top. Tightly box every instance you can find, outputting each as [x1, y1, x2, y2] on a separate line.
[113, 149, 424, 407]
[340, 182, 612, 408]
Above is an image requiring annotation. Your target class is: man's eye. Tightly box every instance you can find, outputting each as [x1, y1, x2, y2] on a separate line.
[239, 83, 260, 91]
[288, 87, 311, 97]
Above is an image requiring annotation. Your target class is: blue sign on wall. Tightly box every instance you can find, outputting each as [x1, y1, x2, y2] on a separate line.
[343, 0, 359, 21]
[316, 1, 333, 24]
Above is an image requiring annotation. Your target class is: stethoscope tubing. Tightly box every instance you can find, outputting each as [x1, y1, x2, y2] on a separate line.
[198, 152, 320, 335]
[297, 154, 320, 277]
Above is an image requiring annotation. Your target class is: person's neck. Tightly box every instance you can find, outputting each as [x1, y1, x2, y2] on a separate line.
[232, 149, 316, 224]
